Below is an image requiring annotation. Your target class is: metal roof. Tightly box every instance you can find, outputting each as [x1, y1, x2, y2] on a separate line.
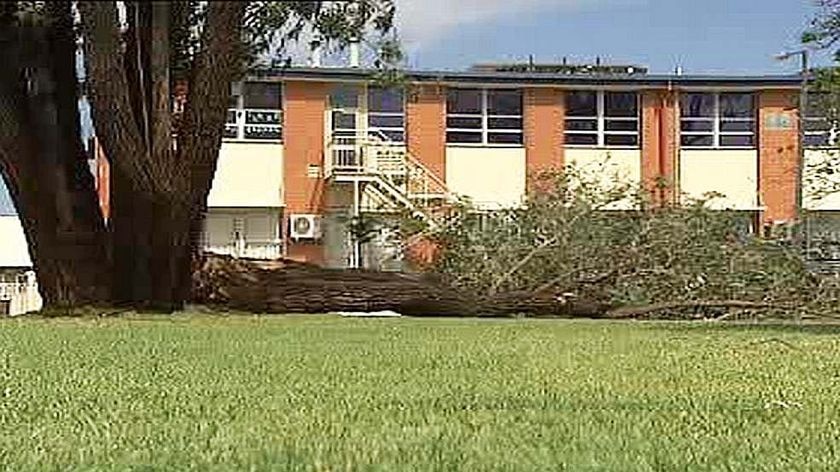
[251, 66, 805, 89]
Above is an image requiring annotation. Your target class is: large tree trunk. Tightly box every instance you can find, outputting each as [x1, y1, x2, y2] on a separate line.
[0, 3, 111, 308]
[192, 255, 611, 317]
[80, 1, 245, 311]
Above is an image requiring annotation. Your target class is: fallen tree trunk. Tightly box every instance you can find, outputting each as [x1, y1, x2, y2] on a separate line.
[192, 255, 611, 317]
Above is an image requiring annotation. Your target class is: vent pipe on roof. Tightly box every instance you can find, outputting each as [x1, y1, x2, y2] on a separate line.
[310, 37, 323, 68]
[349, 38, 360, 68]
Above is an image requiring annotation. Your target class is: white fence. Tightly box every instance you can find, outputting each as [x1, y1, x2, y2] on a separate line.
[0, 271, 42, 316]
[204, 239, 284, 260]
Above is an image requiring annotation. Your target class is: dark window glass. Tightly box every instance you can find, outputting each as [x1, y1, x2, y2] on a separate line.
[565, 133, 598, 145]
[446, 116, 482, 129]
[243, 82, 281, 109]
[605, 119, 638, 131]
[223, 125, 238, 139]
[488, 117, 523, 129]
[805, 119, 831, 132]
[371, 130, 405, 142]
[368, 87, 403, 113]
[488, 132, 523, 144]
[566, 91, 597, 116]
[447, 131, 483, 143]
[447, 89, 482, 114]
[330, 85, 361, 109]
[720, 134, 754, 147]
[245, 110, 281, 125]
[605, 134, 638, 146]
[566, 119, 598, 131]
[604, 92, 638, 117]
[680, 93, 715, 118]
[719, 93, 754, 118]
[332, 111, 356, 129]
[805, 133, 830, 148]
[719, 121, 755, 132]
[228, 95, 239, 109]
[487, 90, 522, 115]
[226, 110, 238, 124]
[681, 135, 714, 147]
[680, 120, 714, 132]
[368, 115, 404, 128]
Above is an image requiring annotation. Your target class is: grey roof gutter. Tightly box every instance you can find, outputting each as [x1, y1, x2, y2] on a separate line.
[250, 66, 805, 89]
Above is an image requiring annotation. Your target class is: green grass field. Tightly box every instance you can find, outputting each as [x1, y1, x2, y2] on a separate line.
[2, 315, 840, 471]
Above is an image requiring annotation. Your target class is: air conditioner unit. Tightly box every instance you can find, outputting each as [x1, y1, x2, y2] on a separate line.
[289, 214, 322, 240]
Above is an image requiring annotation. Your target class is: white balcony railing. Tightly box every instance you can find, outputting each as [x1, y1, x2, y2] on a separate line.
[0, 272, 42, 316]
[224, 108, 283, 141]
[204, 239, 284, 260]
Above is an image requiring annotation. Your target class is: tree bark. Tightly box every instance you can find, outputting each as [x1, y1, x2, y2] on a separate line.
[192, 255, 612, 317]
[0, 3, 111, 308]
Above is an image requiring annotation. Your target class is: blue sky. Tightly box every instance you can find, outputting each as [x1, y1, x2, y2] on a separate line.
[394, 0, 831, 73]
[0, 0, 833, 215]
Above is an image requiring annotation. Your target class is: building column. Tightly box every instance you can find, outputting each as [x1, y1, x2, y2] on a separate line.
[524, 88, 564, 191]
[641, 90, 679, 206]
[283, 80, 329, 264]
[406, 83, 446, 181]
[758, 89, 800, 226]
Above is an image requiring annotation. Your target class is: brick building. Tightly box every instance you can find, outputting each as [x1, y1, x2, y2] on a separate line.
[96, 63, 840, 268]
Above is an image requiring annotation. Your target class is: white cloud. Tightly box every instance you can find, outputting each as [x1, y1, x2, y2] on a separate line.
[394, 0, 640, 53]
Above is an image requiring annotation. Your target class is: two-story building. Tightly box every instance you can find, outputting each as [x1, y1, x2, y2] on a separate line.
[199, 62, 838, 269]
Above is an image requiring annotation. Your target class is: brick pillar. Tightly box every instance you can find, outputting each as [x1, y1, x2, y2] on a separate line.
[283, 81, 329, 264]
[406, 84, 446, 181]
[758, 90, 799, 225]
[641, 90, 678, 206]
[524, 88, 564, 190]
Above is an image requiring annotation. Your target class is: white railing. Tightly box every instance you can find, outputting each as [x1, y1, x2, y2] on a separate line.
[204, 239, 284, 260]
[0, 272, 42, 316]
[224, 108, 283, 141]
[327, 130, 450, 201]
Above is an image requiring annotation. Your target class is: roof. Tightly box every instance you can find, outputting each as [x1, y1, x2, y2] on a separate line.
[252, 66, 806, 89]
[0, 216, 32, 268]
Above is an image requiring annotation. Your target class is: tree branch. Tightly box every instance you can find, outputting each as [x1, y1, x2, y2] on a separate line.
[78, 1, 153, 193]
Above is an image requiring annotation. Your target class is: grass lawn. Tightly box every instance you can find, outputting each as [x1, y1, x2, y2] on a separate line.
[2, 315, 840, 471]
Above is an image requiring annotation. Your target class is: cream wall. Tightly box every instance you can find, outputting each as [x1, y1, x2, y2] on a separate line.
[564, 148, 642, 209]
[805, 149, 840, 210]
[679, 150, 758, 210]
[207, 143, 284, 207]
[445, 147, 526, 209]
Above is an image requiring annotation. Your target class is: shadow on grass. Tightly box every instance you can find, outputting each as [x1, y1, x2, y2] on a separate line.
[639, 319, 840, 337]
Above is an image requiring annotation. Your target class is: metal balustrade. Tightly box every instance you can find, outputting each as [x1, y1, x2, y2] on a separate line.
[224, 108, 283, 141]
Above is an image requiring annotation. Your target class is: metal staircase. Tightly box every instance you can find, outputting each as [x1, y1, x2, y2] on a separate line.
[325, 130, 452, 226]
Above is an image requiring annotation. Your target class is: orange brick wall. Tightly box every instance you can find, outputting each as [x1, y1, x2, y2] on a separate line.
[406, 84, 446, 180]
[283, 80, 329, 264]
[641, 90, 678, 206]
[91, 138, 111, 222]
[524, 88, 564, 189]
[758, 90, 799, 225]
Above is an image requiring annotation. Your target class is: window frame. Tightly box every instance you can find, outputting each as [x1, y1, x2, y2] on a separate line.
[446, 88, 524, 146]
[224, 81, 284, 143]
[564, 90, 640, 148]
[679, 92, 756, 149]
[366, 86, 406, 143]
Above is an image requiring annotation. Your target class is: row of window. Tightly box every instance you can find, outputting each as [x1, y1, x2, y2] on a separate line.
[224, 83, 814, 150]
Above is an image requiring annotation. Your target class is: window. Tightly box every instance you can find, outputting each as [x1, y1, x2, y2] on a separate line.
[805, 93, 835, 148]
[446, 89, 523, 145]
[680, 92, 755, 148]
[367, 87, 405, 142]
[564, 91, 639, 147]
[225, 82, 283, 141]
